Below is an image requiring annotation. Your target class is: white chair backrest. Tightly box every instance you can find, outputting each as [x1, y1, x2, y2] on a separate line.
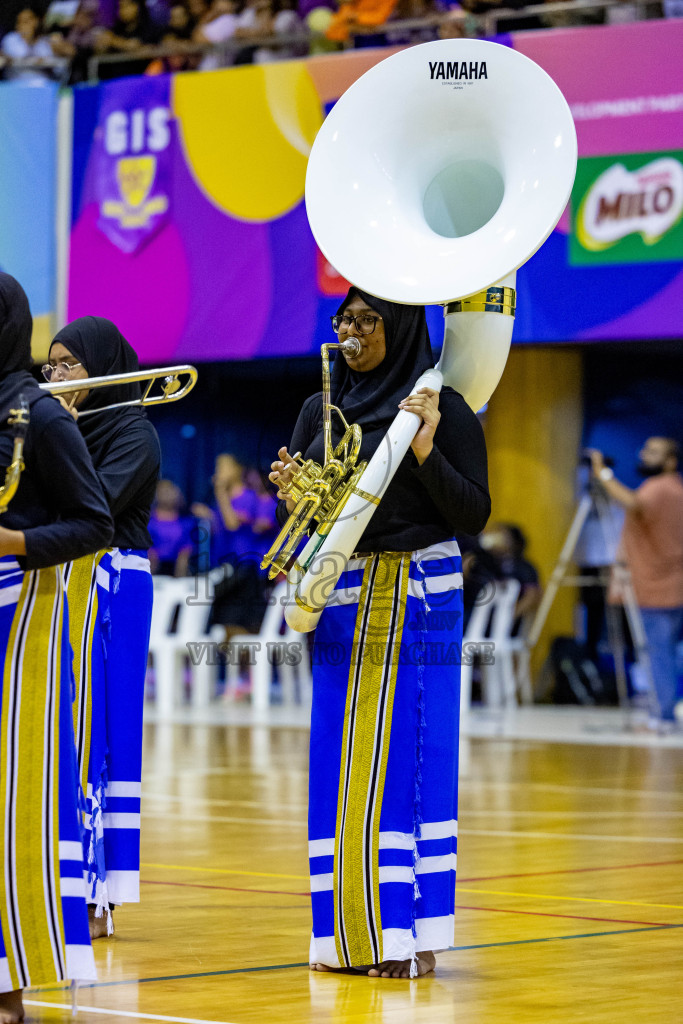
[464, 584, 494, 642]
[150, 576, 183, 637]
[175, 575, 214, 638]
[259, 581, 289, 638]
[489, 578, 521, 642]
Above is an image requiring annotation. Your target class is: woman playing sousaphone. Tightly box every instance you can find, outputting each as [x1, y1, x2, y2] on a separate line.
[270, 286, 490, 978]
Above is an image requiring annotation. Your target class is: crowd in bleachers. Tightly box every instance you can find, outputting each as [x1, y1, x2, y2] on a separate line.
[1, 0, 680, 82]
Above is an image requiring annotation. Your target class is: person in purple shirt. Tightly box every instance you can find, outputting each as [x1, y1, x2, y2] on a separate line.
[192, 453, 270, 636]
[148, 479, 194, 576]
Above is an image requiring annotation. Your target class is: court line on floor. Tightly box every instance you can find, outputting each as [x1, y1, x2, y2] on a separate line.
[141, 878, 670, 926]
[141, 862, 308, 880]
[458, 857, 683, 883]
[142, 879, 309, 897]
[457, 886, 683, 911]
[453, 904, 669, 928]
[459, 828, 683, 843]
[448, 922, 683, 953]
[24, 1002, 236, 1024]
[28, 924, 683, 998]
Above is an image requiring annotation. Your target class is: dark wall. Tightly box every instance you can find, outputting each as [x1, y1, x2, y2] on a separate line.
[582, 346, 683, 489]
[148, 356, 321, 504]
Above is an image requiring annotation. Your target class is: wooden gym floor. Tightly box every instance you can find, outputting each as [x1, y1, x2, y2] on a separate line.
[25, 719, 683, 1024]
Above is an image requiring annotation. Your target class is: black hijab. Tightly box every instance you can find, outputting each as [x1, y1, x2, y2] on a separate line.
[330, 287, 434, 434]
[50, 316, 146, 465]
[0, 271, 44, 424]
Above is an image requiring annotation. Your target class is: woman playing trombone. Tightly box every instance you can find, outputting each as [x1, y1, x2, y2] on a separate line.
[47, 316, 161, 939]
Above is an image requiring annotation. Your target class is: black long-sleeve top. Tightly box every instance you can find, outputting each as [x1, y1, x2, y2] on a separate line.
[90, 417, 161, 549]
[277, 386, 491, 552]
[0, 394, 114, 569]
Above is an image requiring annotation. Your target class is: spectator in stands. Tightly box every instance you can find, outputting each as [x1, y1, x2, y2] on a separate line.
[589, 438, 683, 727]
[50, 0, 104, 82]
[1, 6, 64, 81]
[148, 479, 195, 577]
[184, 0, 210, 27]
[44, 0, 81, 32]
[541, 0, 604, 27]
[324, 0, 399, 45]
[386, 0, 443, 44]
[191, 454, 269, 637]
[437, 5, 469, 38]
[480, 522, 542, 630]
[146, 1, 197, 71]
[96, 0, 161, 77]
[192, 0, 239, 68]
[231, 0, 307, 63]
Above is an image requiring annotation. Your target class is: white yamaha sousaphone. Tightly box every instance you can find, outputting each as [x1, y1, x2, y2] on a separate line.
[285, 39, 577, 632]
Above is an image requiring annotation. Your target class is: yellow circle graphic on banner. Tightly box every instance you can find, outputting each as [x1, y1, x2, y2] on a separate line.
[173, 64, 323, 222]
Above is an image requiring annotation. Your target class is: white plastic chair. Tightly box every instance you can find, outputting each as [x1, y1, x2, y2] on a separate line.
[225, 581, 312, 711]
[500, 614, 534, 706]
[460, 578, 521, 714]
[460, 586, 494, 716]
[148, 574, 219, 716]
[484, 578, 521, 707]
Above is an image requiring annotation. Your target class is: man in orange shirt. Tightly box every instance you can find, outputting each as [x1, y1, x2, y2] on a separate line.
[589, 438, 683, 726]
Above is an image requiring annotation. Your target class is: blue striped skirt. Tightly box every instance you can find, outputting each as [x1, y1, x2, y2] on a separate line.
[64, 548, 153, 920]
[308, 539, 463, 969]
[0, 556, 95, 988]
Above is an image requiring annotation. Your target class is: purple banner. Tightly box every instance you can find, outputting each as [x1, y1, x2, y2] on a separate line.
[93, 77, 173, 255]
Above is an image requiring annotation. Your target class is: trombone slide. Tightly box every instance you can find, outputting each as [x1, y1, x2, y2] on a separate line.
[40, 365, 198, 415]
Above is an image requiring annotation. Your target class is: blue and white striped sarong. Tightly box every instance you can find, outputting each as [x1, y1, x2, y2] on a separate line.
[0, 556, 95, 988]
[308, 539, 463, 971]
[64, 548, 153, 922]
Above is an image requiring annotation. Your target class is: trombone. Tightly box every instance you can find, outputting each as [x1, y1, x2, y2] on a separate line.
[40, 365, 198, 416]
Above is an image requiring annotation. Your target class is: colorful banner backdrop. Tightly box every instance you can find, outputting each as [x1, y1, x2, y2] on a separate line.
[68, 20, 683, 362]
[571, 150, 683, 266]
[0, 81, 59, 358]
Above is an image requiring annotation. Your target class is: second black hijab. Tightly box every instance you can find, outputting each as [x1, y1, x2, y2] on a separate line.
[50, 316, 145, 466]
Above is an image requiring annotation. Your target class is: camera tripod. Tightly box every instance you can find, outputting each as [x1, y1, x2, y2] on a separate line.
[526, 481, 659, 719]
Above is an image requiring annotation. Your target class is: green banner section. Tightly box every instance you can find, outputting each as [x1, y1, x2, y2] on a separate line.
[570, 150, 683, 266]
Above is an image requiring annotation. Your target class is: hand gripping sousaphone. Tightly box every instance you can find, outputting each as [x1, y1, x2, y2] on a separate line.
[284, 39, 577, 632]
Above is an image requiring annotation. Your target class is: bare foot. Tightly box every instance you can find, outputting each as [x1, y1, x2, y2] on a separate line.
[367, 951, 436, 979]
[88, 904, 114, 939]
[0, 990, 24, 1023]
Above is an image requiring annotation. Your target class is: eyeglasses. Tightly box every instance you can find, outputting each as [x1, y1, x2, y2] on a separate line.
[330, 314, 383, 335]
[41, 361, 83, 382]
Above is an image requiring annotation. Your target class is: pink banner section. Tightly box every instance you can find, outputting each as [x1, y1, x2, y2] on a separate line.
[514, 21, 683, 157]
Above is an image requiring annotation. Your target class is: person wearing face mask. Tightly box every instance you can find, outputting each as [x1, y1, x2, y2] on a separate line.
[270, 287, 490, 980]
[478, 523, 541, 632]
[589, 439, 683, 726]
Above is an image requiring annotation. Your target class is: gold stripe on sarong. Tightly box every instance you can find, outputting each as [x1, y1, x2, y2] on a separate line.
[333, 551, 410, 967]
[65, 553, 103, 796]
[0, 568, 66, 987]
